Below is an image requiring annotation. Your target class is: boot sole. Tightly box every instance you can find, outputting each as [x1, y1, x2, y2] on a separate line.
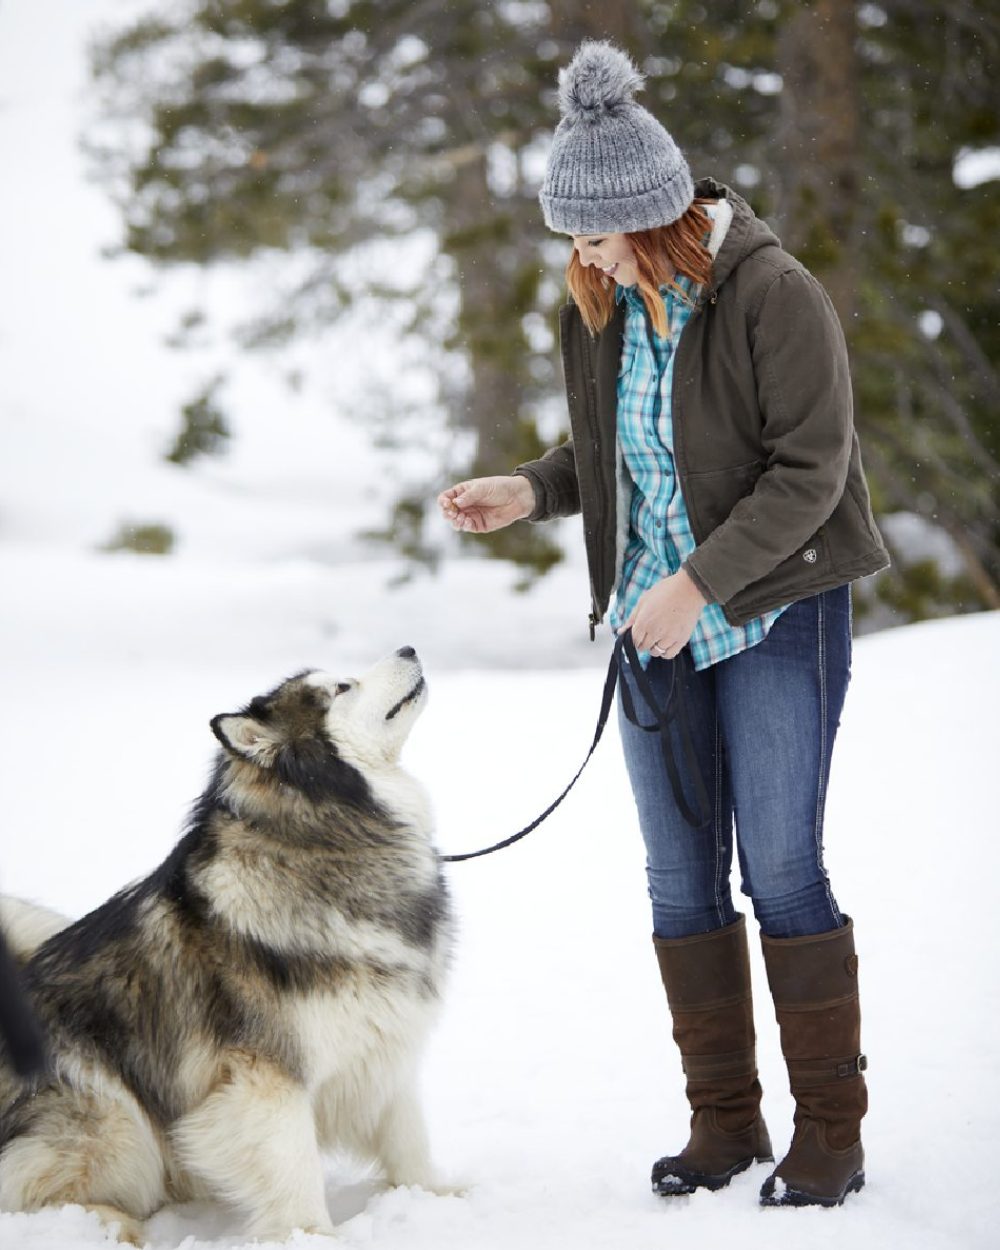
[653, 1153, 775, 1197]
[759, 1170, 865, 1208]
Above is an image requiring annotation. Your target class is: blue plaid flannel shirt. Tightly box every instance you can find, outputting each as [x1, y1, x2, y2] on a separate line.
[608, 229, 787, 670]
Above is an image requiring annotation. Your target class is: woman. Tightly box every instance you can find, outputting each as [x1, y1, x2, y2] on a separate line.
[438, 41, 888, 1209]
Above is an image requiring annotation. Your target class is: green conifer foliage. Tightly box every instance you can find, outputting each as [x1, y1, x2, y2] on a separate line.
[164, 378, 231, 466]
[89, 0, 1000, 617]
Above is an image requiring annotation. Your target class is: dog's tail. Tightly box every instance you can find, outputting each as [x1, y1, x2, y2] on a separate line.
[0, 896, 72, 965]
[0, 898, 66, 1079]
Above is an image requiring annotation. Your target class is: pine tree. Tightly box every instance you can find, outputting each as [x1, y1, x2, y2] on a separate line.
[88, 0, 1000, 617]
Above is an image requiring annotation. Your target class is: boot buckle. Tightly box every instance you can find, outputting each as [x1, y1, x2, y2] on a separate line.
[837, 1053, 868, 1078]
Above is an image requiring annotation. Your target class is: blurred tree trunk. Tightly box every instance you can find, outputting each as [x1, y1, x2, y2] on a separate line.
[439, 145, 563, 573]
[774, 0, 861, 329]
[547, 0, 645, 45]
[445, 151, 527, 477]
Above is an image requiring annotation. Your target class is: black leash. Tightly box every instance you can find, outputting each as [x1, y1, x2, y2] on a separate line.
[440, 631, 711, 864]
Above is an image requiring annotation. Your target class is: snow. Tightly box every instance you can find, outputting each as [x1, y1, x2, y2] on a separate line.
[1, 557, 998, 1250]
[953, 147, 1000, 190]
[2, 4, 1000, 1249]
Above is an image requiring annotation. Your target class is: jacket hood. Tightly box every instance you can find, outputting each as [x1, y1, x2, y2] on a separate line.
[694, 176, 782, 297]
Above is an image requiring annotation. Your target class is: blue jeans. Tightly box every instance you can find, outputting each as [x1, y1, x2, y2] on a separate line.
[617, 587, 851, 940]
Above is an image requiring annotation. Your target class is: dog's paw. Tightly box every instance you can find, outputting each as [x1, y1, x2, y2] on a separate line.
[83, 1204, 147, 1246]
[252, 1222, 338, 1243]
[393, 1176, 470, 1199]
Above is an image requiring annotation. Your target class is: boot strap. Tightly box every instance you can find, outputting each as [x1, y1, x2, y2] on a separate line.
[787, 1053, 868, 1087]
[673, 990, 751, 1013]
[682, 1046, 757, 1080]
[773, 990, 858, 1013]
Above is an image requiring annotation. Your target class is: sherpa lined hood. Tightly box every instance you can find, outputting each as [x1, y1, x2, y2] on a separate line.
[694, 176, 784, 301]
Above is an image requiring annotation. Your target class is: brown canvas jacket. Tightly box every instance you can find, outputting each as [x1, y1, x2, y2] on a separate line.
[515, 176, 889, 633]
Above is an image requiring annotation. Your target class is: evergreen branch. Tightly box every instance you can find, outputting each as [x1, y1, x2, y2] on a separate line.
[928, 297, 1000, 413]
[863, 436, 1000, 607]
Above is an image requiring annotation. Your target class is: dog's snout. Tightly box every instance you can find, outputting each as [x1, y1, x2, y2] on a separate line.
[396, 646, 417, 660]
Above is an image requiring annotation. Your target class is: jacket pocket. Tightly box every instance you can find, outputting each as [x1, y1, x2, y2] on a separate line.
[684, 459, 764, 538]
[820, 478, 883, 575]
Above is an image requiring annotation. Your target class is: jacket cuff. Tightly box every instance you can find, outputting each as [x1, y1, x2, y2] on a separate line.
[682, 556, 721, 607]
[512, 467, 552, 523]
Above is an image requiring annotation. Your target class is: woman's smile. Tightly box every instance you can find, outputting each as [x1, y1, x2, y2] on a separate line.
[572, 233, 640, 286]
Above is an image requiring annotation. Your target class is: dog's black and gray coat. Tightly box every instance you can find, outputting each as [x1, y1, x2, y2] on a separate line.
[0, 649, 452, 1244]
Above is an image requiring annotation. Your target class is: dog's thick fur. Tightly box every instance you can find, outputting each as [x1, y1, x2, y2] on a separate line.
[0, 648, 452, 1243]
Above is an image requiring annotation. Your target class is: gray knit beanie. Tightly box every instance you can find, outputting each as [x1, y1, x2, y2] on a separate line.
[539, 41, 694, 235]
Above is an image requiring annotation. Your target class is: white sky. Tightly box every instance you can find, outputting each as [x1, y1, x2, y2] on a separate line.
[0, 1, 190, 442]
[0, 0, 396, 556]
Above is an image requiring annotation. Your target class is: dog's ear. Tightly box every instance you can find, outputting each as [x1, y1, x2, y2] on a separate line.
[210, 713, 281, 764]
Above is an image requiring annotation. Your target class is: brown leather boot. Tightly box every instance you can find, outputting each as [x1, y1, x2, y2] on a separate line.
[759, 918, 868, 1207]
[651, 915, 773, 1196]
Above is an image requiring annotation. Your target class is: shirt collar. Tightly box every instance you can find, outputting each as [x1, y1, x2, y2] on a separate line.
[616, 282, 644, 309]
[615, 275, 694, 310]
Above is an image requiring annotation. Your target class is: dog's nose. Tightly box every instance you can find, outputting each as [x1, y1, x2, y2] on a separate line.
[396, 646, 416, 659]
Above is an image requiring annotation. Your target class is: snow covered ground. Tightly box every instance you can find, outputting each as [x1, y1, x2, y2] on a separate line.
[1, 550, 998, 1250]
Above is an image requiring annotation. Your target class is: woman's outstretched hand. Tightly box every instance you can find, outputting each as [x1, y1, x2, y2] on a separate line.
[437, 476, 535, 534]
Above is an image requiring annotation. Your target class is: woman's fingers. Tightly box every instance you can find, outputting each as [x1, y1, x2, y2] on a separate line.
[438, 483, 469, 509]
[617, 572, 705, 655]
[458, 509, 487, 532]
[439, 480, 487, 514]
[619, 604, 661, 651]
[437, 476, 533, 534]
[439, 491, 490, 532]
[438, 483, 474, 527]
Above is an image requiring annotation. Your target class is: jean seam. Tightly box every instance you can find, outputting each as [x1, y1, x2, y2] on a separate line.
[713, 711, 726, 926]
[813, 594, 839, 925]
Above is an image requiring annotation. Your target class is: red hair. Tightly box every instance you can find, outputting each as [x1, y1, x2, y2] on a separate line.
[566, 198, 716, 337]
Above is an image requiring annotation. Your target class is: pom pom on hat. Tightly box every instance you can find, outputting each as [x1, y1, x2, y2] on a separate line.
[557, 40, 644, 122]
[540, 40, 694, 235]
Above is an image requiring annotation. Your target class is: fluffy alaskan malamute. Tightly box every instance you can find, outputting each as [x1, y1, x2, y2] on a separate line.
[0, 647, 453, 1244]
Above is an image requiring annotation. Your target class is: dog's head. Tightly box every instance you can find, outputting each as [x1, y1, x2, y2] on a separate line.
[210, 647, 427, 802]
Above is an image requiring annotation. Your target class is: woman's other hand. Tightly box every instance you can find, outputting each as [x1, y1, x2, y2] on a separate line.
[437, 476, 535, 533]
[620, 568, 708, 659]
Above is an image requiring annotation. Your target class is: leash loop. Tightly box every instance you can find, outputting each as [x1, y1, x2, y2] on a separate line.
[440, 631, 711, 864]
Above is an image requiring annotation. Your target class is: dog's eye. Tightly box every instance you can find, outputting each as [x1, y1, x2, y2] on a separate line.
[334, 681, 354, 696]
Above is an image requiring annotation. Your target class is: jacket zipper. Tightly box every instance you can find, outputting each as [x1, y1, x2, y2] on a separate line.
[670, 288, 718, 545]
[582, 324, 613, 638]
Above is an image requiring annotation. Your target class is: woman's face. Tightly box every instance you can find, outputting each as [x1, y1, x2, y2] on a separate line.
[571, 232, 639, 287]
